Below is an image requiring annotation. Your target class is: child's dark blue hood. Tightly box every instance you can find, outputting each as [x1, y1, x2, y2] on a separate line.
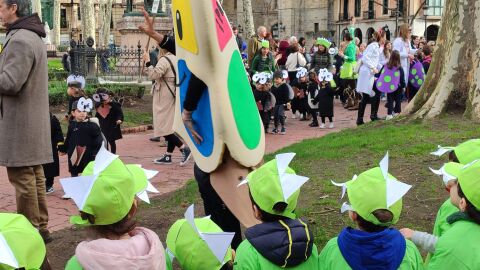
[337, 227, 406, 270]
[245, 219, 314, 267]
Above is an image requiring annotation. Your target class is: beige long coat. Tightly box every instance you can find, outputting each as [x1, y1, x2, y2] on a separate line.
[146, 53, 177, 137]
[0, 29, 52, 167]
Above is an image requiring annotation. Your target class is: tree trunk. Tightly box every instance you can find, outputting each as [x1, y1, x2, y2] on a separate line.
[80, 0, 96, 45]
[53, 0, 60, 46]
[243, 0, 255, 38]
[32, 0, 42, 20]
[404, 0, 480, 120]
[98, 0, 114, 47]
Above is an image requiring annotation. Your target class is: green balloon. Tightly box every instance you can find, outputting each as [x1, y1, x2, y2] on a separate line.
[384, 76, 392, 83]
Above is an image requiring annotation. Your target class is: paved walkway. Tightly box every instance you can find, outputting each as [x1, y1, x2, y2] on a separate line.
[0, 100, 386, 231]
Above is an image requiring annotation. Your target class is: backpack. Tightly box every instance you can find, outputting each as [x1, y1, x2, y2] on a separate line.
[376, 66, 401, 93]
[409, 60, 426, 89]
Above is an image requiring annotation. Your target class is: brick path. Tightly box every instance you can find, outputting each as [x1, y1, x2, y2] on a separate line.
[0, 100, 388, 231]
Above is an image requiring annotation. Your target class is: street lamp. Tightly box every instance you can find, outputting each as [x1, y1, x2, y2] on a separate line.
[423, 4, 429, 39]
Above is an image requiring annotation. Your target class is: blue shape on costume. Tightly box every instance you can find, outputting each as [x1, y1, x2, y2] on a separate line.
[178, 60, 214, 157]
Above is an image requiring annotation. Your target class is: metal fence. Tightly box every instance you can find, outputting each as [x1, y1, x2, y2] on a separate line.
[69, 37, 149, 84]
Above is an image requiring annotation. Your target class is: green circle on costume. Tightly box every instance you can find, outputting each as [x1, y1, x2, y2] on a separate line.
[410, 79, 415, 84]
[418, 79, 423, 85]
[412, 69, 417, 75]
[382, 69, 385, 74]
[228, 50, 262, 150]
[378, 82, 383, 87]
[384, 76, 392, 83]
[394, 71, 400, 77]
[415, 75, 419, 80]
[390, 85, 395, 90]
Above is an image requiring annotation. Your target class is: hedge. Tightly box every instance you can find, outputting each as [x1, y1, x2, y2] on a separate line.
[49, 81, 146, 106]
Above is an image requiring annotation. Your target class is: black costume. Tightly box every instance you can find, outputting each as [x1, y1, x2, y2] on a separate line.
[254, 89, 273, 131]
[95, 102, 124, 154]
[290, 79, 309, 119]
[59, 120, 103, 176]
[314, 82, 335, 123]
[42, 113, 64, 189]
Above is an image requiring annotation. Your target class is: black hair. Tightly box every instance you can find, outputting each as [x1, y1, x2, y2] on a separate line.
[80, 206, 137, 238]
[457, 183, 480, 225]
[344, 32, 353, 42]
[449, 151, 459, 162]
[5, 0, 30, 18]
[220, 261, 234, 270]
[356, 209, 394, 233]
[249, 192, 289, 222]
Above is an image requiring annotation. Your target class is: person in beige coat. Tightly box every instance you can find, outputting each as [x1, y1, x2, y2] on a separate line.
[143, 48, 192, 166]
[0, 0, 52, 242]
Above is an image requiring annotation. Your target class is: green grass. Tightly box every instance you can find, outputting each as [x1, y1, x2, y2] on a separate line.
[122, 109, 153, 128]
[46, 115, 480, 268]
[138, 115, 480, 249]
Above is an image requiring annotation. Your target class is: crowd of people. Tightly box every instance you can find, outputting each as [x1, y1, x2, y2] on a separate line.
[233, 18, 435, 131]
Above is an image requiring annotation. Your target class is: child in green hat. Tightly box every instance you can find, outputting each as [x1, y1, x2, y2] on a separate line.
[0, 213, 50, 270]
[426, 160, 480, 269]
[234, 153, 319, 269]
[310, 38, 333, 74]
[166, 204, 235, 270]
[319, 153, 423, 270]
[61, 147, 168, 270]
[250, 40, 276, 75]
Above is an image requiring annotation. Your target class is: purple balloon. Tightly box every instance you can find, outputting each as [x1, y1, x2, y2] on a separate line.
[409, 61, 425, 89]
[376, 66, 401, 93]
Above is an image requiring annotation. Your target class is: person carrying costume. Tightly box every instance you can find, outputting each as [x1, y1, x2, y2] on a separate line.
[58, 98, 103, 178]
[62, 148, 167, 270]
[166, 204, 235, 270]
[234, 153, 319, 269]
[0, 213, 51, 269]
[271, 70, 290, 135]
[319, 153, 424, 270]
[252, 72, 274, 132]
[314, 69, 336, 129]
[93, 88, 123, 154]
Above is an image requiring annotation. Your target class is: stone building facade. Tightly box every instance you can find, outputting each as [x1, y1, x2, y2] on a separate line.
[223, 0, 332, 44]
[332, 0, 443, 45]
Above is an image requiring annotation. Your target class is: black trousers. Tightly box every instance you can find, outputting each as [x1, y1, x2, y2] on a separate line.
[107, 140, 117, 154]
[387, 89, 403, 115]
[259, 110, 270, 131]
[357, 88, 381, 120]
[164, 133, 183, 153]
[46, 177, 54, 189]
[194, 164, 242, 249]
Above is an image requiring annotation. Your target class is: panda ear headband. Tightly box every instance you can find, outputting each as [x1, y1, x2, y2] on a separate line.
[75, 97, 94, 113]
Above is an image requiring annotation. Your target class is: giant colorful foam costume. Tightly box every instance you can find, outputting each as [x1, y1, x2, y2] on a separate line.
[172, 0, 265, 227]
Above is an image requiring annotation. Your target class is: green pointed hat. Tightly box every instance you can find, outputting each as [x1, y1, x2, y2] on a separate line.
[429, 162, 464, 186]
[239, 153, 310, 219]
[261, 40, 270, 48]
[457, 160, 480, 210]
[332, 153, 412, 226]
[166, 205, 234, 270]
[316, 37, 332, 48]
[60, 147, 160, 225]
[0, 213, 45, 270]
[431, 139, 480, 164]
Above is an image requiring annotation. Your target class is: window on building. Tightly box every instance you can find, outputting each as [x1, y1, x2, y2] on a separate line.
[343, 0, 349, 20]
[60, 8, 67, 28]
[110, 14, 114, 29]
[368, 0, 374, 19]
[78, 6, 81, 21]
[383, 0, 389, 14]
[398, 0, 404, 14]
[355, 0, 361, 17]
[314, 23, 319, 33]
[427, 0, 444, 16]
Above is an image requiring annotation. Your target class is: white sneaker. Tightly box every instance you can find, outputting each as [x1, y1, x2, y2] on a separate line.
[320, 123, 326, 129]
[329, 122, 334, 129]
[393, 113, 399, 117]
[386, 115, 394, 120]
[62, 194, 71, 200]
